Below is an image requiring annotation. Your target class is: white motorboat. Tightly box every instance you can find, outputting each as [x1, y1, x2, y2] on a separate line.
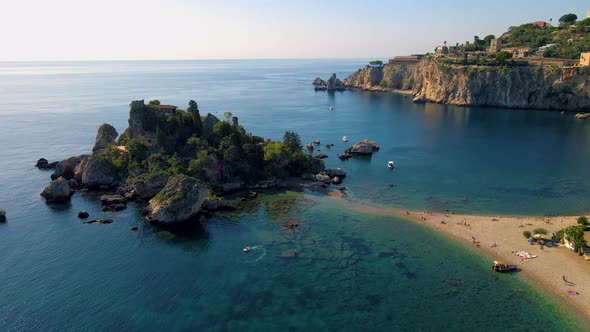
[329, 106, 334, 110]
[388, 161, 394, 168]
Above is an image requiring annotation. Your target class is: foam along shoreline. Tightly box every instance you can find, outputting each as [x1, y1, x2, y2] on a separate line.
[318, 194, 590, 322]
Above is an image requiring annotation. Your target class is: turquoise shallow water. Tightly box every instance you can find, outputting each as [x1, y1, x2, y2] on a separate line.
[0, 60, 588, 330]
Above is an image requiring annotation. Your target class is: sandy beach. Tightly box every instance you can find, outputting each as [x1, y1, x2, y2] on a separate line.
[323, 194, 590, 321]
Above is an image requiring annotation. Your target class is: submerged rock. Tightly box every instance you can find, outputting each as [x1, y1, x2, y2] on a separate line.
[100, 194, 127, 206]
[83, 219, 114, 224]
[314, 153, 328, 159]
[338, 154, 353, 160]
[93, 123, 118, 152]
[0, 209, 6, 223]
[41, 177, 72, 203]
[201, 197, 228, 211]
[325, 167, 347, 178]
[146, 174, 207, 224]
[280, 249, 298, 258]
[102, 203, 127, 212]
[306, 143, 314, 151]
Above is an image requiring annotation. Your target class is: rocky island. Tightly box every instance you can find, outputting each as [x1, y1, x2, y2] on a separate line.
[38, 99, 348, 225]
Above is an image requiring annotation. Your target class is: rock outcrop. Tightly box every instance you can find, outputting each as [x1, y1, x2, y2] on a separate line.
[41, 177, 72, 202]
[575, 113, 590, 119]
[132, 175, 169, 199]
[93, 124, 118, 151]
[77, 210, 89, 219]
[146, 175, 207, 224]
[312, 77, 326, 86]
[36, 158, 58, 169]
[343, 64, 416, 91]
[412, 58, 590, 111]
[325, 168, 347, 178]
[77, 154, 119, 188]
[51, 156, 82, 180]
[326, 73, 345, 91]
[345, 140, 380, 155]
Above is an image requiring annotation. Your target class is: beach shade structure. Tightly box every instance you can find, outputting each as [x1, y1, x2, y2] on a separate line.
[568, 291, 579, 296]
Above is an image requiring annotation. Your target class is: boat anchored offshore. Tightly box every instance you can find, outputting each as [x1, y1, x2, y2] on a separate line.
[329, 106, 334, 110]
[492, 261, 517, 272]
[388, 161, 394, 168]
[342, 136, 348, 142]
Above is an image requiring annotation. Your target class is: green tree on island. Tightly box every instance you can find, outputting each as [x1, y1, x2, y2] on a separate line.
[283, 131, 302, 152]
[149, 99, 161, 105]
[187, 100, 202, 137]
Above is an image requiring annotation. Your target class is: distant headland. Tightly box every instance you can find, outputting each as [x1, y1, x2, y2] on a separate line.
[317, 13, 590, 113]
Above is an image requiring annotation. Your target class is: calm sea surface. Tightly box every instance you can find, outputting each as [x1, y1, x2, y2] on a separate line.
[0, 60, 588, 330]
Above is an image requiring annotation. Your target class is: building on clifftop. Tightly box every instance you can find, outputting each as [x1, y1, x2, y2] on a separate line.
[579, 52, 590, 66]
[489, 38, 501, 53]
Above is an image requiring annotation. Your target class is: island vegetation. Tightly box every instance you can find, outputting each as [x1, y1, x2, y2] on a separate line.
[38, 99, 332, 224]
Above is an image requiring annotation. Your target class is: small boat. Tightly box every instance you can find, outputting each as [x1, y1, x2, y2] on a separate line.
[492, 261, 516, 272]
[388, 161, 394, 168]
[243, 246, 251, 252]
[342, 136, 348, 142]
[329, 106, 334, 110]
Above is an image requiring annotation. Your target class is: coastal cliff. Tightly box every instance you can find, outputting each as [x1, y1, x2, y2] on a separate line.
[343, 64, 416, 92]
[342, 58, 590, 111]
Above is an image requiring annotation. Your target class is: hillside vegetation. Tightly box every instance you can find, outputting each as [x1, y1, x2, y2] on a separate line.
[500, 17, 590, 59]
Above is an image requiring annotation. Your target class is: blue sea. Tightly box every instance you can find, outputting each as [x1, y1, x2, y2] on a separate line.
[0, 60, 589, 331]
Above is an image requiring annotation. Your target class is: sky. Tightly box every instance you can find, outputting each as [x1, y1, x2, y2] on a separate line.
[1, 0, 588, 61]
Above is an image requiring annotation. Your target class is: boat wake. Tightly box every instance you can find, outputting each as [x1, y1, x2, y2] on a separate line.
[244, 245, 266, 263]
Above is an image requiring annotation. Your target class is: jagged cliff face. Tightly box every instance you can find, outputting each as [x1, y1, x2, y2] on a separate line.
[343, 58, 590, 111]
[343, 64, 416, 91]
[412, 59, 590, 111]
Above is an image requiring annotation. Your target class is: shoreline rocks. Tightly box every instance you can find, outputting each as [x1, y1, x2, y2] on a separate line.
[35, 158, 58, 170]
[575, 113, 590, 119]
[146, 175, 207, 224]
[41, 177, 72, 203]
